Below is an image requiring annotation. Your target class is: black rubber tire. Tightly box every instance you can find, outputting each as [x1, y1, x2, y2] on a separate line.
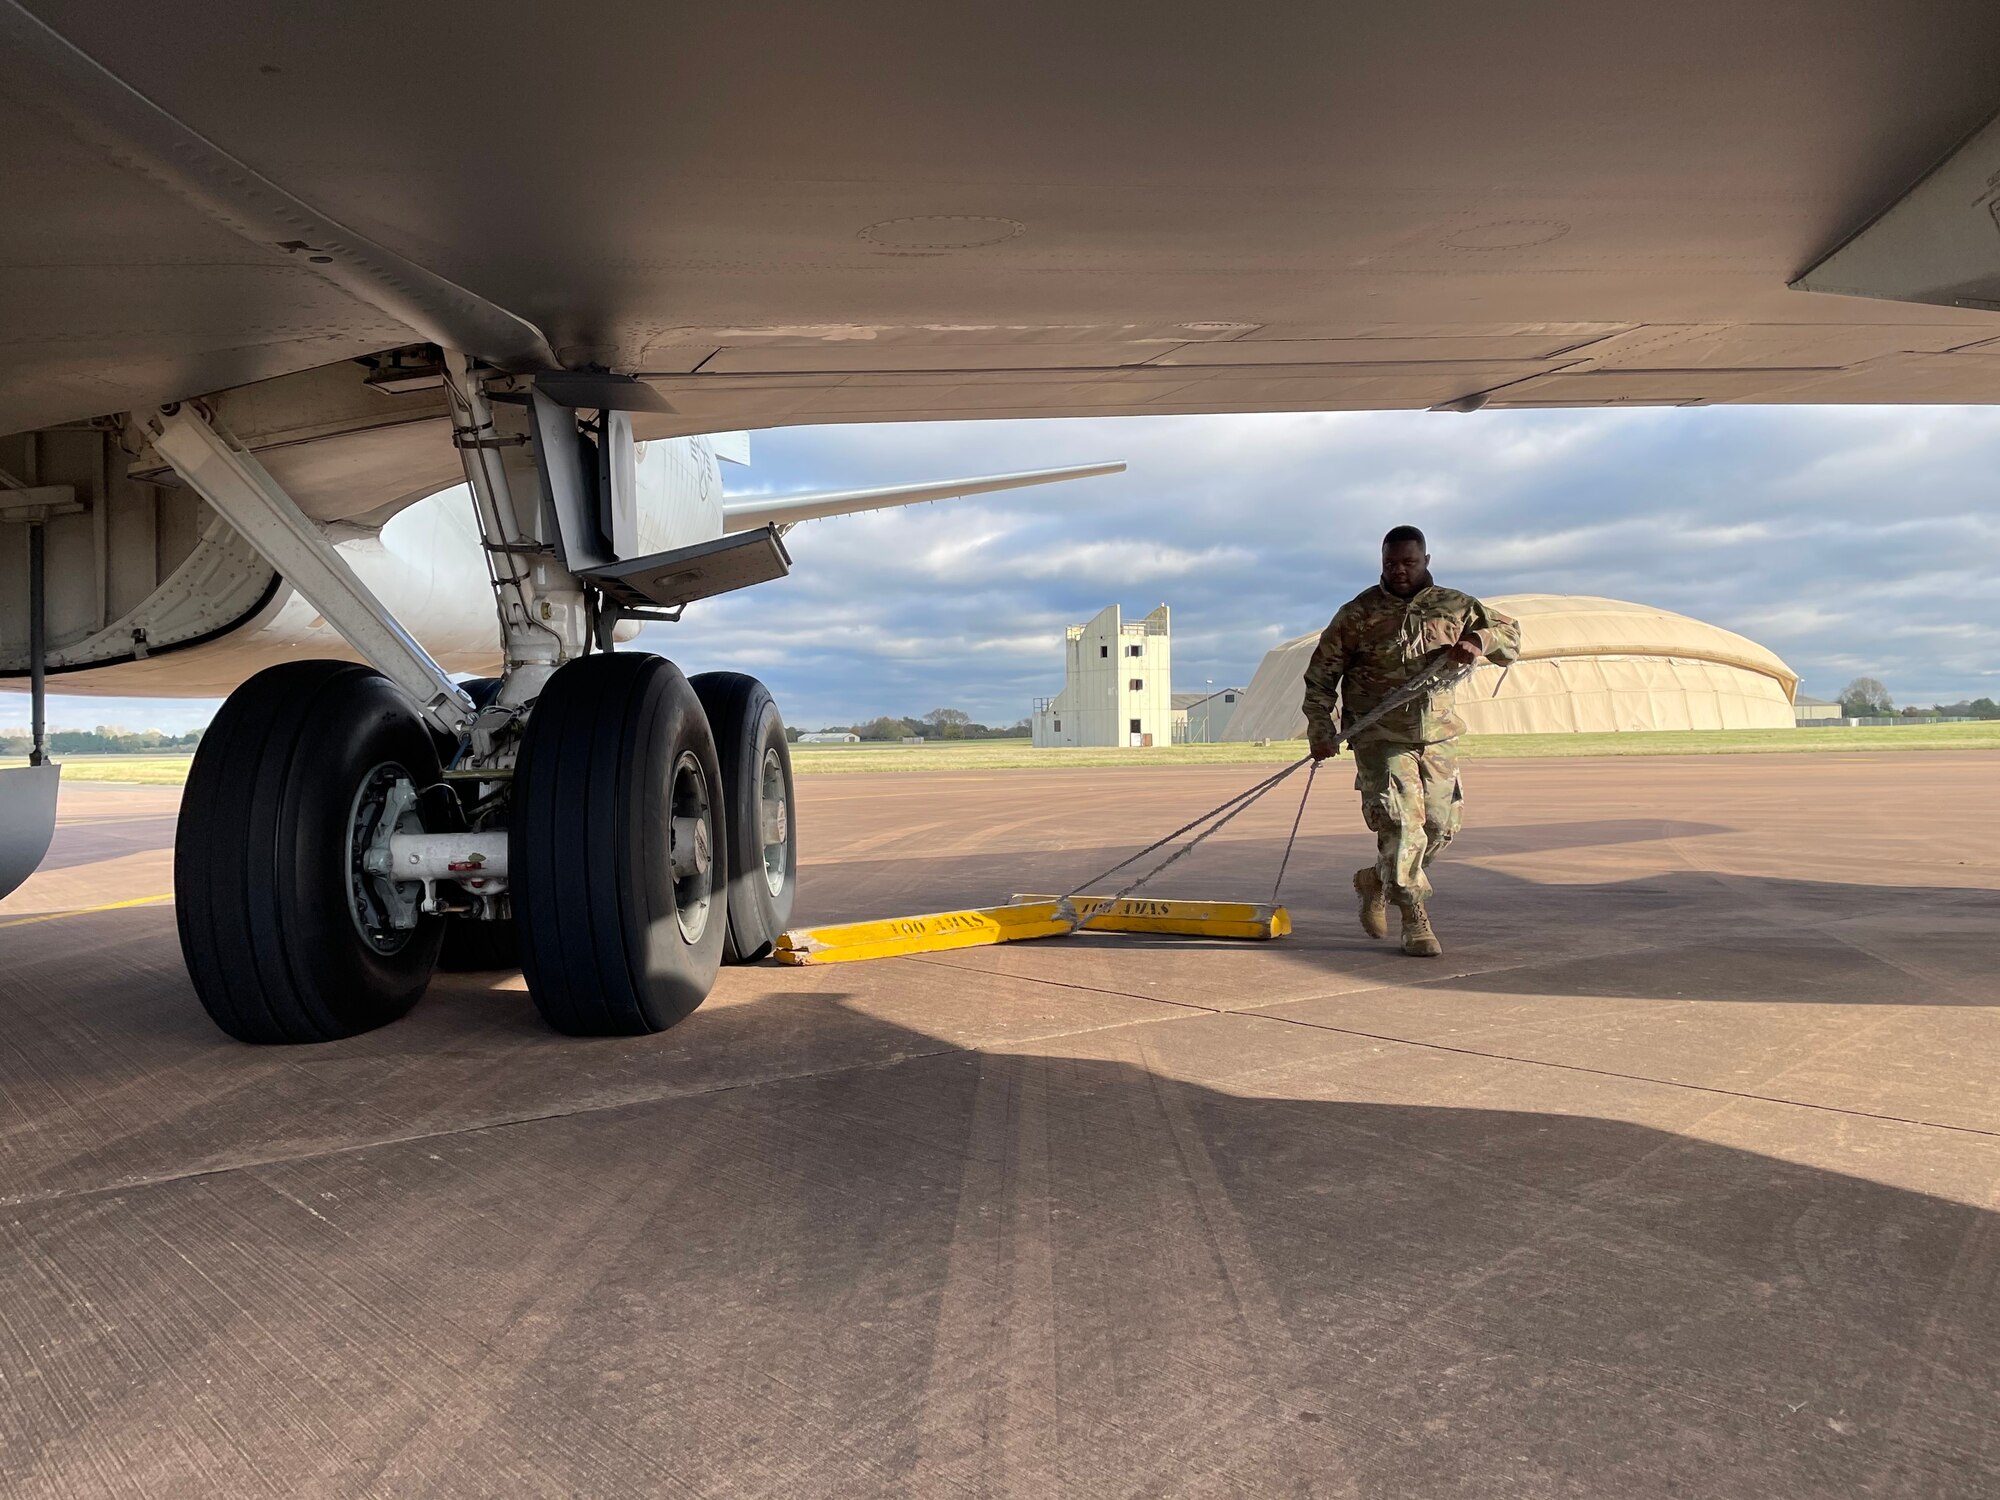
[690, 672, 797, 963]
[437, 914, 520, 972]
[511, 652, 728, 1034]
[174, 660, 444, 1044]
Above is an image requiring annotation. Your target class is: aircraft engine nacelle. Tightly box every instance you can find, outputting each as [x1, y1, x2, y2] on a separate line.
[633, 434, 730, 555]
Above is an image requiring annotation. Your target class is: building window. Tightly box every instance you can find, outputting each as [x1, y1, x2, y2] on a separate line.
[1099, 645, 1108, 658]
[1129, 719, 1142, 734]
[1127, 643, 1142, 657]
[1129, 678, 1143, 691]
[1053, 719, 1061, 732]
[1224, 693, 1236, 703]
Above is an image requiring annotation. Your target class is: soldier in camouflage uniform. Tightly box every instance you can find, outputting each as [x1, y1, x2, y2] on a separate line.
[1301, 526, 1520, 956]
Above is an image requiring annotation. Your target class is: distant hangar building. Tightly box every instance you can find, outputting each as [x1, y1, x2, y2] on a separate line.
[1224, 595, 1800, 739]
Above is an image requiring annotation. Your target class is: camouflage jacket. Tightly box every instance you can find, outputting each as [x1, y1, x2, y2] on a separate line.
[1301, 583, 1522, 747]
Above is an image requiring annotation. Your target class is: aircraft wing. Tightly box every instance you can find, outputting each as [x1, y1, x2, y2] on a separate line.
[720, 462, 1126, 532]
[4, 0, 2000, 473]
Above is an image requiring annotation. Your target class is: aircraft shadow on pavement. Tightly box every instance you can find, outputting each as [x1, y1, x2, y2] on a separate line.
[0, 970, 1993, 1499]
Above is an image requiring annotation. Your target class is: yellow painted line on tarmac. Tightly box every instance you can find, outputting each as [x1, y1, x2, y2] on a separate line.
[0, 893, 173, 930]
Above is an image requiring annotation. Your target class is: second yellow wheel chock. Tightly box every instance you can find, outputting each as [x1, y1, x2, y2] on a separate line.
[773, 893, 1291, 965]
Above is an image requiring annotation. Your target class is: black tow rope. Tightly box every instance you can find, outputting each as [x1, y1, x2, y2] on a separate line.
[1056, 658, 1472, 917]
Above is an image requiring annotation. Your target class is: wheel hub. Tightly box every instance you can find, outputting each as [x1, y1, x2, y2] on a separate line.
[758, 744, 789, 898]
[347, 763, 424, 953]
[671, 814, 712, 878]
[668, 749, 715, 943]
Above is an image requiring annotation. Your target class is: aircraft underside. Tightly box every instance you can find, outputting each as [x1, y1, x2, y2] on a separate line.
[2, 0, 1999, 1040]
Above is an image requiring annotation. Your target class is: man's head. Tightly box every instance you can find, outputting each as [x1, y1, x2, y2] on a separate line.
[1380, 525, 1431, 598]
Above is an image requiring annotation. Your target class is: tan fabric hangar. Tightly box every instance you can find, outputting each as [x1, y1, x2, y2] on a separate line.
[1224, 595, 1800, 740]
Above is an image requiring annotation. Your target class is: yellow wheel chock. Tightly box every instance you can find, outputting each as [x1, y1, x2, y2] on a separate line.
[1015, 894, 1290, 940]
[773, 894, 1290, 965]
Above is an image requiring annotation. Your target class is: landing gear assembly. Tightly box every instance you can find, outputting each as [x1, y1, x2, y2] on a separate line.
[149, 357, 800, 1044]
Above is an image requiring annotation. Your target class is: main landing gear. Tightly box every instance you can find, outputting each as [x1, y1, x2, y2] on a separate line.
[145, 364, 802, 1046]
[174, 654, 798, 1043]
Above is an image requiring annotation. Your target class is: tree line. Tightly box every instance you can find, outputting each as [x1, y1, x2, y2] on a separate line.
[1838, 677, 2000, 720]
[0, 726, 204, 756]
[788, 707, 1030, 742]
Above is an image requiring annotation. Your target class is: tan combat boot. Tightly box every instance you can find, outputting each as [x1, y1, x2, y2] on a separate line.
[1395, 892, 1442, 958]
[1353, 867, 1389, 939]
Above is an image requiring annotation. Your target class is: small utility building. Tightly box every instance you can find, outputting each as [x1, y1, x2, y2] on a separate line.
[1032, 604, 1173, 747]
[1172, 688, 1242, 743]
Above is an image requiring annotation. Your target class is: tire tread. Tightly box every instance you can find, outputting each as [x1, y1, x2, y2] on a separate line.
[514, 653, 724, 1035]
[175, 661, 438, 1044]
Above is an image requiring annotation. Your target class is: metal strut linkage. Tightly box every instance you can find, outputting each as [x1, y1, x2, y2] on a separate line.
[441, 351, 587, 724]
[140, 403, 474, 737]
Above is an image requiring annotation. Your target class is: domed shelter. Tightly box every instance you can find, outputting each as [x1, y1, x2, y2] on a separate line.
[1223, 595, 1799, 740]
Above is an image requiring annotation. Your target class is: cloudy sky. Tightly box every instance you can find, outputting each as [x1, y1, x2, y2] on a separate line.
[9, 404, 2000, 733]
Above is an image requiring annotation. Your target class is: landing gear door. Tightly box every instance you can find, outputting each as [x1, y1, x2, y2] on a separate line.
[527, 390, 612, 572]
[597, 411, 639, 561]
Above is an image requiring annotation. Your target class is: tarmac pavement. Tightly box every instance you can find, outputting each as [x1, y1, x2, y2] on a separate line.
[0, 751, 1995, 1498]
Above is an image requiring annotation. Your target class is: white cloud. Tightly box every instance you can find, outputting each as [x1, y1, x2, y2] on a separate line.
[1013, 540, 1255, 581]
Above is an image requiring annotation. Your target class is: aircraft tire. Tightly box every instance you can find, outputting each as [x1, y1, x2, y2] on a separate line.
[174, 660, 445, 1044]
[512, 652, 726, 1034]
[690, 672, 797, 963]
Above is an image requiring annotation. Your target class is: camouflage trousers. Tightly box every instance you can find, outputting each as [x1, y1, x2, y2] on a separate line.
[1352, 740, 1462, 900]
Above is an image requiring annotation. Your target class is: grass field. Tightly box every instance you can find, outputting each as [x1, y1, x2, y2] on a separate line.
[787, 721, 2000, 773]
[0, 753, 197, 785]
[9, 721, 1998, 786]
